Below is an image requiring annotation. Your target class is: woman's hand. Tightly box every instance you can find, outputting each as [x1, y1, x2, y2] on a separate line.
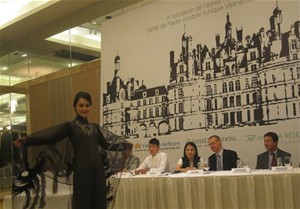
[13, 137, 27, 149]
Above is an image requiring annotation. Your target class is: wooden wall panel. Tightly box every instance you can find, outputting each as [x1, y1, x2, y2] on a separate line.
[28, 82, 51, 163]
[29, 83, 51, 133]
[49, 77, 73, 125]
[71, 67, 100, 123]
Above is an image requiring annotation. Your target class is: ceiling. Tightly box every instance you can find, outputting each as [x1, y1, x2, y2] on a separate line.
[0, 0, 146, 58]
[0, 0, 149, 128]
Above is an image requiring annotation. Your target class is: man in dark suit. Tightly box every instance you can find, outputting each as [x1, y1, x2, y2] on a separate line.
[256, 132, 291, 169]
[208, 135, 238, 171]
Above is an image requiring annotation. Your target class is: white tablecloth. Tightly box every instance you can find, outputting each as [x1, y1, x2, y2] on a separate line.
[4, 168, 300, 209]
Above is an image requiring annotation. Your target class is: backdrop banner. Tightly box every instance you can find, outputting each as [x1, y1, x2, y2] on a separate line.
[101, 0, 300, 170]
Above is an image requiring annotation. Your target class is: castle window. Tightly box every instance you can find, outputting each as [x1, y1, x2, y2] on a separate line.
[229, 96, 234, 107]
[245, 78, 249, 89]
[149, 108, 153, 118]
[155, 89, 159, 96]
[179, 103, 184, 113]
[178, 88, 184, 98]
[206, 73, 211, 80]
[180, 65, 184, 73]
[293, 53, 297, 60]
[155, 97, 159, 103]
[174, 89, 177, 100]
[223, 97, 228, 108]
[149, 98, 153, 105]
[229, 81, 234, 92]
[236, 95, 241, 106]
[235, 80, 241, 91]
[291, 39, 297, 50]
[251, 64, 257, 71]
[137, 111, 141, 119]
[155, 107, 160, 117]
[252, 77, 258, 87]
[206, 85, 212, 96]
[250, 51, 256, 60]
[222, 82, 227, 93]
[206, 62, 211, 70]
[214, 84, 217, 94]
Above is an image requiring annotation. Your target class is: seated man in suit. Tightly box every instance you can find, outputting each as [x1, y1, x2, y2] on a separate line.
[256, 132, 291, 169]
[208, 135, 238, 171]
[134, 138, 169, 174]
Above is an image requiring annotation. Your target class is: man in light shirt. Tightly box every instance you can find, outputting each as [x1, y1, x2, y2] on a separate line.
[134, 138, 169, 174]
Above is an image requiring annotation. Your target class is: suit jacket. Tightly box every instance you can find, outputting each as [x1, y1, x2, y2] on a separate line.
[209, 149, 238, 171]
[255, 148, 291, 169]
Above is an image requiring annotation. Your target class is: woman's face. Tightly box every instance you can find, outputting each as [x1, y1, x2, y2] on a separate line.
[185, 144, 196, 159]
[75, 98, 91, 118]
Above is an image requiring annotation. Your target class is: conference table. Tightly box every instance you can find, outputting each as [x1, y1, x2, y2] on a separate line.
[4, 168, 300, 209]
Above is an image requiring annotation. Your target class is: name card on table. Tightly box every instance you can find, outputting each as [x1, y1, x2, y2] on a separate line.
[146, 171, 162, 175]
[271, 166, 293, 172]
[231, 167, 251, 173]
[187, 170, 203, 175]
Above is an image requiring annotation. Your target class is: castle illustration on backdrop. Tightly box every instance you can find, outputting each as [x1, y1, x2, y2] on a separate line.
[103, 3, 300, 139]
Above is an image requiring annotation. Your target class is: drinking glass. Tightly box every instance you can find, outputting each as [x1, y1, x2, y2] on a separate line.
[202, 160, 210, 171]
[277, 157, 283, 166]
[242, 158, 249, 168]
[283, 156, 291, 166]
[197, 162, 201, 170]
[236, 159, 242, 168]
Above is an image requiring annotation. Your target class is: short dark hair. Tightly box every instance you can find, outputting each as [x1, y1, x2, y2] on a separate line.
[149, 138, 160, 146]
[73, 91, 92, 107]
[208, 135, 221, 141]
[264, 132, 279, 142]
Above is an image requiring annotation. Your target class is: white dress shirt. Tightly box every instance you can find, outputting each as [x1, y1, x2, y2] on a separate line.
[138, 151, 170, 173]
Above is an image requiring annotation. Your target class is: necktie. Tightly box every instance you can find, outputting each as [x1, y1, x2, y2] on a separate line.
[271, 153, 277, 167]
[217, 153, 223, 170]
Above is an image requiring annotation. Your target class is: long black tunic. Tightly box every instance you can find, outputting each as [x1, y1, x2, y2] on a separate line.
[26, 116, 114, 209]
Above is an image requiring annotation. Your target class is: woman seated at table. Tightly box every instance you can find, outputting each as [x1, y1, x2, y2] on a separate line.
[175, 142, 201, 172]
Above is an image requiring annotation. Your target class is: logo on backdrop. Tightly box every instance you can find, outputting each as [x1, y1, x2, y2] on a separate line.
[134, 141, 181, 152]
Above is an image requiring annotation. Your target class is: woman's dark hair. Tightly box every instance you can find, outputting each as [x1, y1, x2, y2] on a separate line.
[182, 142, 200, 168]
[73, 91, 92, 107]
